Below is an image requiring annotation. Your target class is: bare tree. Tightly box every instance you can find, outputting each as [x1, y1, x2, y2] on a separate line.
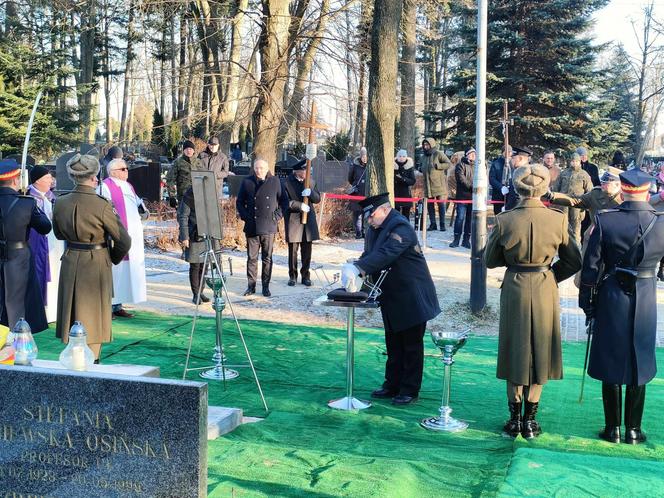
[398, 0, 416, 156]
[252, 0, 292, 169]
[365, 0, 402, 197]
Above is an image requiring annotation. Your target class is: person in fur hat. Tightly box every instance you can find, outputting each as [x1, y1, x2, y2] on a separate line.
[52, 154, 131, 363]
[485, 164, 581, 440]
[394, 149, 416, 220]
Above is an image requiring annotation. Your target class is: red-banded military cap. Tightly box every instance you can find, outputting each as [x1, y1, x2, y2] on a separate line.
[619, 168, 653, 194]
[0, 159, 20, 180]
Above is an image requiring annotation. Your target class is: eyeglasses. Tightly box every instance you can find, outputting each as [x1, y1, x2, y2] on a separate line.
[113, 167, 129, 172]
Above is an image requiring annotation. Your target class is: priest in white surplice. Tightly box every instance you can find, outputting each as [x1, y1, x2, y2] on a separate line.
[99, 158, 148, 318]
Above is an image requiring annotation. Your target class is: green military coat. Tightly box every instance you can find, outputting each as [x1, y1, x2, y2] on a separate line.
[420, 137, 452, 198]
[485, 198, 582, 385]
[166, 154, 204, 201]
[53, 185, 132, 344]
[549, 187, 621, 223]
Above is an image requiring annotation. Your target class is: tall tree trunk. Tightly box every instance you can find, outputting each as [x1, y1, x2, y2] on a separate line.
[218, 0, 249, 151]
[398, 0, 416, 157]
[160, 23, 167, 118]
[120, 0, 136, 142]
[365, 0, 402, 197]
[177, 11, 188, 120]
[276, 0, 330, 146]
[353, 63, 365, 146]
[252, 0, 291, 170]
[170, 15, 178, 122]
[345, 8, 355, 139]
[79, 0, 97, 142]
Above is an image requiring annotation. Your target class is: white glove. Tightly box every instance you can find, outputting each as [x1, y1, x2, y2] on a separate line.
[301, 203, 311, 213]
[500, 186, 509, 195]
[301, 188, 311, 197]
[341, 263, 361, 292]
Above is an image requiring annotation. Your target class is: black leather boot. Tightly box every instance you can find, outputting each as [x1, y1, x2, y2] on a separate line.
[624, 385, 646, 444]
[599, 383, 621, 443]
[521, 401, 542, 439]
[502, 401, 522, 438]
[449, 236, 460, 248]
[461, 235, 471, 249]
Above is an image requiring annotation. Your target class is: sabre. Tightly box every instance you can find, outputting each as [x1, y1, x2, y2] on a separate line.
[578, 318, 594, 404]
[20, 89, 44, 191]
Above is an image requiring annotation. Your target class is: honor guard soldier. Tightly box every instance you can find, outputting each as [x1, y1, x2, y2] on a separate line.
[501, 146, 532, 211]
[53, 154, 131, 363]
[486, 164, 581, 439]
[545, 166, 622, 230]
[0, 159, 52, 332]
[282, 159, 320, 287]
[579, 169, 664, 444]
[341, 193, 441, 405]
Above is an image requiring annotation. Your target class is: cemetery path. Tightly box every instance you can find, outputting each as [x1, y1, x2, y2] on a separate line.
[138, 229, 664, 344]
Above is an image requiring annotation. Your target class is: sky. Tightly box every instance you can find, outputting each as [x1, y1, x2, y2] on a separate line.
[593, 0, 664, 54]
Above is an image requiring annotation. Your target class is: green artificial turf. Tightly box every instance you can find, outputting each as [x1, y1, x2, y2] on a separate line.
[34, 312, 664, 497]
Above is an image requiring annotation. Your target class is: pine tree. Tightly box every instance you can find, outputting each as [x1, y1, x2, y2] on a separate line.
[439, 0, 610, 157]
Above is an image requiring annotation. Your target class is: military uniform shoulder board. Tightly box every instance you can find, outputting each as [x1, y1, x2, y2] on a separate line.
[597, 208, 620, 215]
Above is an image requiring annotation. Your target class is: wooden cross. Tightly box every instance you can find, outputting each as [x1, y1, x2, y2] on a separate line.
[297, 101, 329, 224]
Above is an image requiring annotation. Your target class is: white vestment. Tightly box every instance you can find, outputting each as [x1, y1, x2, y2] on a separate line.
[100, 178, 147, 305]
[36, 191, 64, 322]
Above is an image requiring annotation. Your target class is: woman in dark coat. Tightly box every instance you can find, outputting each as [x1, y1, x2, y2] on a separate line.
[177, 187, 221, 304]
[394, 150, 416, 220]
[347, 147, 368, 238]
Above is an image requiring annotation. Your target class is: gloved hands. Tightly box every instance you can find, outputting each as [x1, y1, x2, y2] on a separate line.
[500, 186, 509, 196]
[341, 263, 362, 292]
[169, 196, 178, 208]
[301, 188, 311, 197]
[300, 203, 311, 213]
[578, 286, 594, 323]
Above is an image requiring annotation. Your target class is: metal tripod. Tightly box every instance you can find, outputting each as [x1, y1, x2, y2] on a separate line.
[182, 236, 268, 413]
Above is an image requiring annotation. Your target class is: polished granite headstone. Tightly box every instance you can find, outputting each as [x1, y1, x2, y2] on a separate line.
[0, 365, 207, 498]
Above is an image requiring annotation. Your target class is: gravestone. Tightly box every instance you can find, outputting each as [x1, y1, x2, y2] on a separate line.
[55, 151, 78, 193]
[0, 365, 207, 498]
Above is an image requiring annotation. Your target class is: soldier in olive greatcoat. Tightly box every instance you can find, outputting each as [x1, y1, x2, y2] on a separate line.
[486, 164, 581, 439]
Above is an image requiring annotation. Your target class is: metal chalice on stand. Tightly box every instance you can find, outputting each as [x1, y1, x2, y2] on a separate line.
[421, 330, 469, 432]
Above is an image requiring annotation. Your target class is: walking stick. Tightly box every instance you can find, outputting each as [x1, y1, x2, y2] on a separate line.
[578, 318, 594, 404]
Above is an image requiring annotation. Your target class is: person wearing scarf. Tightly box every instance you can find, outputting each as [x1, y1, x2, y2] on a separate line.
[27, 166, 63, 323]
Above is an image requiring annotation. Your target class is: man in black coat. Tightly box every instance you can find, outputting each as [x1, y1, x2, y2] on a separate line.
[488, 146, 511, 216]
[236, 159, 283, 297]
[577, 146, 600, 240]
[282, 160, 320, 287]
[451, 148, 474, 248]
[342, 193, 441, 405]
[579, 169, 664, 445]
[0, 159, 51, 332]
[198, 136, 233, 196]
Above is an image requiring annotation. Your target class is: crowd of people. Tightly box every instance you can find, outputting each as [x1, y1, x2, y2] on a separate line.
[1, 135, 663, 446]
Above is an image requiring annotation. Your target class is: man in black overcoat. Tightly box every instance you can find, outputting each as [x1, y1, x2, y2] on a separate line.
[341, 193, 441, 405]
[0, 159, 51, 332]
[579, 168, 664, 444]
[282, 160, 320, 287]
[236, 159, 283, 297]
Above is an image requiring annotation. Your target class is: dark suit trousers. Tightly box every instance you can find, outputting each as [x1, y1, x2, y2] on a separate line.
[288, 241, 312, 280]
[383, 322, 427, 396]
[246, 234, 275, 287]
[189, 263, 204, 296]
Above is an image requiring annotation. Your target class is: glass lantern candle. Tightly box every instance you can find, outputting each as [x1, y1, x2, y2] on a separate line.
[59, 321, 95, 371]
[12, 318, 38, 366]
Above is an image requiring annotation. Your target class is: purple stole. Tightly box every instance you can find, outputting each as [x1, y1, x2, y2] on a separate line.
[103, 178, 134, 261]
[28, 185, 54, 303]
